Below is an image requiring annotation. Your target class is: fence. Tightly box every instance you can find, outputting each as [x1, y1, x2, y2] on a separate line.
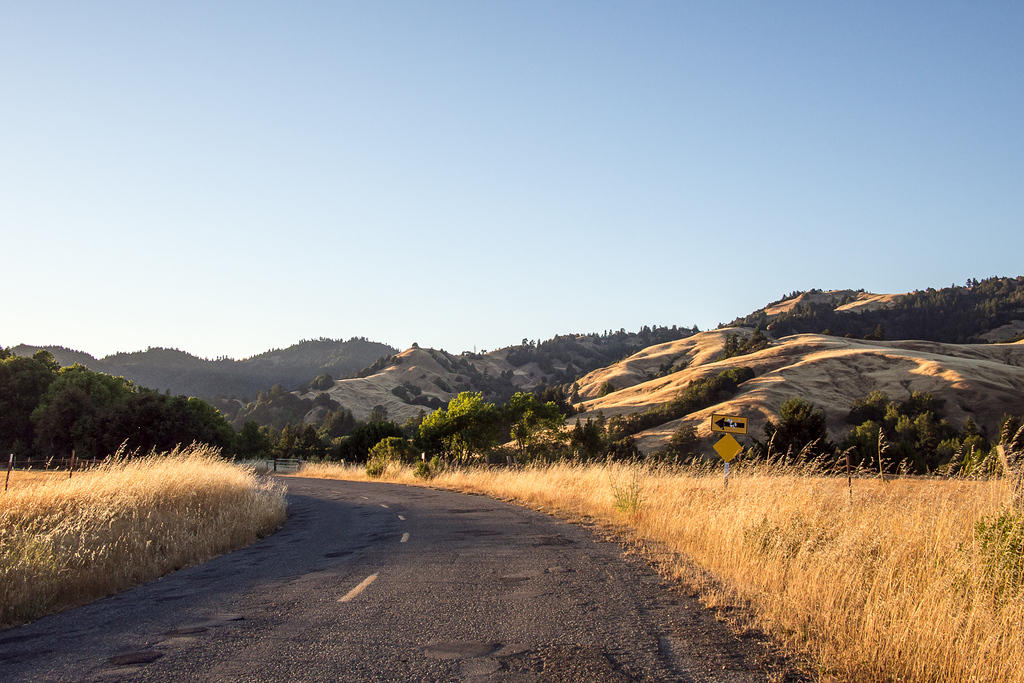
[244, 458, 304, 473]
[6, 456, 107, 472]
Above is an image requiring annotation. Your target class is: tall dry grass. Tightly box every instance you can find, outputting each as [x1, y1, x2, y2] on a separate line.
[0, 445, 286, 628]
[296, 461, 1023, 681]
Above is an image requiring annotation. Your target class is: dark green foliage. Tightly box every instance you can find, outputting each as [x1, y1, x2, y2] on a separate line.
[764, 398, 831, 458]
[846, 390, 890, 425]
[366, 436, 420, 478]
[318, 407, 357, 439]
[721, 329, 770, 360]
[0, 351, 237, 460]
[368, 436, 419, 464]
[0, 351, 60, 456]
[504, 392, 565, 462]
[840, 390, 982, 473]
[652, 424, 701, 463]
[417, 392, 502, 464]
[597, 381, 616, 397]
[606, 436, 641, 461]
[235, 421, 272, 459]
[569, 417, 606, 460]
[308, 374, 334, 391]
[974, 510, 1024, 603]
[335, 421, 405, 463]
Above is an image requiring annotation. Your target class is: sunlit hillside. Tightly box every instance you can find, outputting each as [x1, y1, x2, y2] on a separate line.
[575, 329, 1024, 453]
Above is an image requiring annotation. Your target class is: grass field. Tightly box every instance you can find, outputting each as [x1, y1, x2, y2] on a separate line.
[0, 445, 287, 628]
[1, 470, 66, 491]
[296, 461, 1024, 682]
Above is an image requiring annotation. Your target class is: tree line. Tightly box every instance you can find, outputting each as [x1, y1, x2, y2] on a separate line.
[744, 390, 1022, 475]
[0, 349, 234, 460]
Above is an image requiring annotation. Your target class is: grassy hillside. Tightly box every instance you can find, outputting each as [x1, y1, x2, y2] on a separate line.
[294, 327, 698, 424]
[575, 328, 1024, 453]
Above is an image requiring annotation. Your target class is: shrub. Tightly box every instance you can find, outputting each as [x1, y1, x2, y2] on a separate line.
[368, 436, 418, 465]
[365, 454, 387, 478]
[974, 510, 1024, 603]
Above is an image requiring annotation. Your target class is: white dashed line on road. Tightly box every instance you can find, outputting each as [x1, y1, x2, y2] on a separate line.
[380, 504, 389, 508]
[397, 515, 406, 521]
[339, 574, 378, 603]
[400, 532, 410, 543]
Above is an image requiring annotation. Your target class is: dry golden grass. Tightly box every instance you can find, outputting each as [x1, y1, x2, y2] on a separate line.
[295, 461, 1024, 681]
[2, 470, 66, 491]
[0, 445, 286, 627]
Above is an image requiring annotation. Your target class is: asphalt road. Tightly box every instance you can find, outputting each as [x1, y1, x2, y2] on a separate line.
[0, 477, 799, 681]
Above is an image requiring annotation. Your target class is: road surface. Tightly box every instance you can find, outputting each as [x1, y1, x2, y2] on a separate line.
[0, 477, 799, 681]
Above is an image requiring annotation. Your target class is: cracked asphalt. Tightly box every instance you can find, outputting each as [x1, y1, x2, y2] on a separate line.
[0, 477, 802, 681]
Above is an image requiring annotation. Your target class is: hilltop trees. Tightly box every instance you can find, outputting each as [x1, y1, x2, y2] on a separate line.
[730, 276, 1024, 343]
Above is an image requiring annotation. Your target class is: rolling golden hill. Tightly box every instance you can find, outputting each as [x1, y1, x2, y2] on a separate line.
[573, 329, 1024, 453]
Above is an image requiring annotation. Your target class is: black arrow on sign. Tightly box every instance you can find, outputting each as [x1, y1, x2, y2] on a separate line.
[715, 418, 743, 430]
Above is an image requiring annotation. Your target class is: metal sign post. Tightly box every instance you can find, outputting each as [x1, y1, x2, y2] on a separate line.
[711, 416, 747, 489]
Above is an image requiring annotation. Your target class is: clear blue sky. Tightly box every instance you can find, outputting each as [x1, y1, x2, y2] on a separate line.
[2, 2, 1022, 359]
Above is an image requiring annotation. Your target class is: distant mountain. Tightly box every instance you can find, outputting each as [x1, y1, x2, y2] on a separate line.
[10, 338, 398, 400]
[728, 276, 1024, 343]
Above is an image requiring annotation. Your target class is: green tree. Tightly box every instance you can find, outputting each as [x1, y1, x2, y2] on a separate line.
[0, 351, 59, 456]
[505, 392, 564, 461]
[764, 397, 830, 458]
[336, 420, 404, 462]
[235, 421, 272, 459]
[569, 417, 605, 460]
[658, 424, 701, 462]
[31, 364, 134, 459]
[367, 436, 419, 465]
[418, 392, 501, 464]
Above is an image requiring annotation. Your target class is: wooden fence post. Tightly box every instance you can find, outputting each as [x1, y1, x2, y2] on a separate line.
[69, 449, 76, 479]
[4, 453, 12, 492]
[846, 449, 852, 502]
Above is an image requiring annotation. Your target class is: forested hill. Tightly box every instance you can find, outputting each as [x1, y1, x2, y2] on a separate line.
[10, 337, 397, 401]
[728, 276, 1024, 343]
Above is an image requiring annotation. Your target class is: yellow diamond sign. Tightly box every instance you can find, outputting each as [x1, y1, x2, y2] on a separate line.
[713, 434, 742, 462]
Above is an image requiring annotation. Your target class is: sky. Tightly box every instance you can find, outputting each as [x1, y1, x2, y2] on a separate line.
[2, 1, 1022, 360]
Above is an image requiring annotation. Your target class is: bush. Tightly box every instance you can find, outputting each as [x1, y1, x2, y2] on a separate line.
[365, 454, 386, 478]
[309, 374, 334, 391]
[367, 436, 418, 465]
[413, 460, 432, 479]
[765, 397, 830, 458]
[413, 455, 444, 479]
[974, 510, 1024, 603]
